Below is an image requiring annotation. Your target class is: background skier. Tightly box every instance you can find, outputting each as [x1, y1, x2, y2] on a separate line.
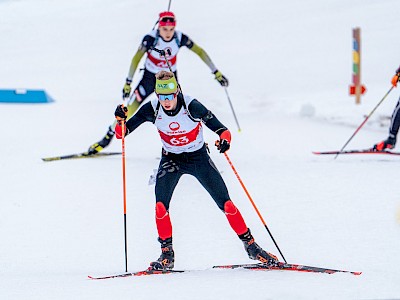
[88, 11, 229, 155]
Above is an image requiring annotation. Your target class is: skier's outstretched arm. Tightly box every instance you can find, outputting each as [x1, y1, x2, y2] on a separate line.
[182, 34, 229, 87]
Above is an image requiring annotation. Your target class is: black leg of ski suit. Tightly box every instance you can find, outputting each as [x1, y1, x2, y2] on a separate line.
[155, 144, 230, 211]
[389, 96, 400, 137]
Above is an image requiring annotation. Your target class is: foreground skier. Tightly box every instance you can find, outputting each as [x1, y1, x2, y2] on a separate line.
[113, 71, 278, 270]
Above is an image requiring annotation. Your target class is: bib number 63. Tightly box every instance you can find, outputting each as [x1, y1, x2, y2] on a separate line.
[170, 136, 189, 145]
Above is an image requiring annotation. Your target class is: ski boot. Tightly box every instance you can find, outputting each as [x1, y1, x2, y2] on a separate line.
[149, 237, 175, 270]
[239, 229, 278, 266]
[87, 126, 115, 155]
[373, 135, 396, 151]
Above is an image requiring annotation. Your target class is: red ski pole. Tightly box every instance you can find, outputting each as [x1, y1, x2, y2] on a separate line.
[121, 115, 128, 272]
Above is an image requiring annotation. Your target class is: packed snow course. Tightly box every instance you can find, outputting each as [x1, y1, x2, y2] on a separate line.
[1, 0, 400, 299]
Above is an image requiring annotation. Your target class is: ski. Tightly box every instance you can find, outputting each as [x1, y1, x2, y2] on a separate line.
[42, 152, 121, 162]
[312, 149, 400, 156]
[212, 262, 362, 275]
[88, 269, 185, 280]
[89, 262, 361, 280]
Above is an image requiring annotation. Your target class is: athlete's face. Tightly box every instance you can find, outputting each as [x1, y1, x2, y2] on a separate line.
[159, 26, 175, 41]
[158, 93, 178, 111]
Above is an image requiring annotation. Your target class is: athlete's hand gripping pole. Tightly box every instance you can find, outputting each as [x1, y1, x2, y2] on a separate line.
[215, 140, 287, 263]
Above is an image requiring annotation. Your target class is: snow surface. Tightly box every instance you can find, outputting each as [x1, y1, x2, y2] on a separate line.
[1, 0, 400, 299]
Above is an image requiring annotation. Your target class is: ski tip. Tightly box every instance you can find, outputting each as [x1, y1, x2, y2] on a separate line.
[41, 157, 56, 162]
[312, 151, 339, 155]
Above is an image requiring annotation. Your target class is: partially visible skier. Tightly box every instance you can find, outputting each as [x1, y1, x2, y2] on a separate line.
[373, 66, 400, 150]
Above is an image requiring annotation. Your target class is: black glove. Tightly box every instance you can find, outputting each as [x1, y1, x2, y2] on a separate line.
[122, 78, 132, 98]
[373, 135, 396, 151]
[213, 70, 229, 87]
[115, 104, 128, 124]
[217, 139, 230, 153]
[216, 130, 231, 153]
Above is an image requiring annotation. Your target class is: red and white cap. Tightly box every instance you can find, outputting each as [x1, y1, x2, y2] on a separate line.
[158, 11, 176, 27]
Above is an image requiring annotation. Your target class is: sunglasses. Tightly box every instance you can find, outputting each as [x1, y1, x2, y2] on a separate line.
[160, 17, 175, 23]
[157, 92, 178, 101]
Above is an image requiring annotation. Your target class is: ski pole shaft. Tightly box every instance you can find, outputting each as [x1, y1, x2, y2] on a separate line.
[224, 87, 241, 132]
[222, 150, 287, 263]
[335, 86, 394, 159]
[121, 121, 128, 272]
